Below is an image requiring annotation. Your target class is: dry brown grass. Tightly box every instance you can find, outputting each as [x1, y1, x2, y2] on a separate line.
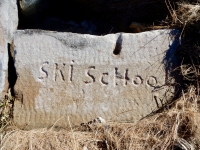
[0, 89, 15, 143]
[99, 87, 200, 149]
[0, 89, 14, 127]
[1, 129, 105, 150]
[166, 1, 200, 27]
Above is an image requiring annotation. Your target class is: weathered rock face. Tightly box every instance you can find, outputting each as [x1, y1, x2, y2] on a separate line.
[0, 0, 18, 42]
[13, 29, 179, 129]
[0, 0, 18, 98]
[0, 25, 8, 99]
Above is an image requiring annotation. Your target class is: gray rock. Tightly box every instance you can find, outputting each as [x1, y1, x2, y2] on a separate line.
[0, 0, 18, 42]
[0, 0, 18, 98]
[13, 29, 179, 129]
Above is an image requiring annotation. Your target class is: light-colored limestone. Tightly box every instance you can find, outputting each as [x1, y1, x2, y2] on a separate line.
[0, 0, 18, 98]
[13, 29, 179, 129]
[0, 0, 18, 42]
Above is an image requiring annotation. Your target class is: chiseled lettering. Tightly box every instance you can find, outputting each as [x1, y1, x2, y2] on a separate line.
[39, 60, 159, 88]
[101, 73, 108, 85]
[38, 61, 49, 80]
[84, 66, 95, 84]
[147, 76, 157, 87]
[53, 63, 65, 81]
[69, 65, 73, 82]
[133, 75, 143, 86]
[114, 68, 129, 86]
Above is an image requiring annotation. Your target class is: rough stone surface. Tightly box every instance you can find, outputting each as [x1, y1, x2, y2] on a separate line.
[13, 29, 179, 129]
[0, 0, 18, 42]
[0, 0, 18, 98]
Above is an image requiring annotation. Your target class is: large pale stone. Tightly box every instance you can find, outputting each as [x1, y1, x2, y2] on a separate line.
[13, 29, 179, 129]
[0, 0, 18, 98]
[0, 0, 18, 42]
[19, 0, 179, 33]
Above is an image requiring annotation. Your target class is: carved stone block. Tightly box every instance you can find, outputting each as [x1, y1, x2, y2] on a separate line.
[13, 29, 179, 129]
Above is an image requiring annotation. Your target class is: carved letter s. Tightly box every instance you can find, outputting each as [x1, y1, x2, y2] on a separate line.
[38, 61, 49, 80]
[84, 66, 95, 84]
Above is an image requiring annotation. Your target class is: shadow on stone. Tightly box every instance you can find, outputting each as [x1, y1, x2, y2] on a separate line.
[163, 30, 182, 101]
[143, 30, 182, 118]
[8, 43, 17, 96]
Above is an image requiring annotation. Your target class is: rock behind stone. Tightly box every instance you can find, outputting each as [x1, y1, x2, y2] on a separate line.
[0, 0, 18, 99]
[18, 0, 178, 34]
